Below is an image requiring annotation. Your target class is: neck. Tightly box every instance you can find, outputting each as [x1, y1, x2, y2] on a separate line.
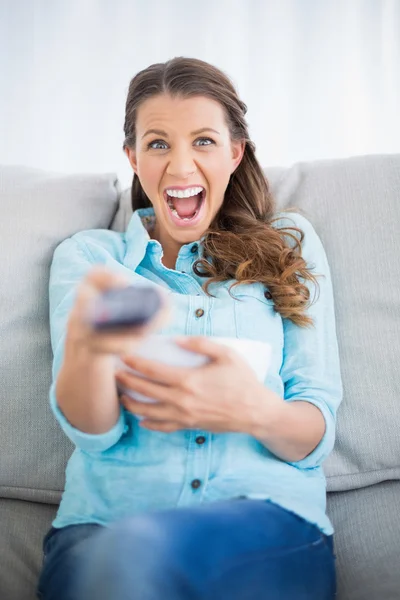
[151, 223, 181, 270]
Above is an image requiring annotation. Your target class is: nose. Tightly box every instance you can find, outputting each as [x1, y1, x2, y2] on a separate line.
[166, 147, 197, 179]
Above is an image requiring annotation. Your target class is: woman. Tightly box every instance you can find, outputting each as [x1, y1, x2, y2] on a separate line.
[38, 57, 342, 599]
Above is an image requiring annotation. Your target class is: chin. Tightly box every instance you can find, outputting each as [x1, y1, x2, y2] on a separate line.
[170, 226, 206, 244]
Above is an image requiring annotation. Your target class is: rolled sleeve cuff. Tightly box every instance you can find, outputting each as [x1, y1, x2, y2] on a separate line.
[287, 399, 335, 469]
[49, 382, 127, 452]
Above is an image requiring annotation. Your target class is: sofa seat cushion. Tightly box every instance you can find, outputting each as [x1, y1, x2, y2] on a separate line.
[327, 481, 400, 599]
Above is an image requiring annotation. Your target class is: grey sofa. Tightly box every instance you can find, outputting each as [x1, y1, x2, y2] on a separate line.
[1, 155, 399, 600]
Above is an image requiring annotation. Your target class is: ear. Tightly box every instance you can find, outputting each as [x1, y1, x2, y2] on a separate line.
[124, 147, 138, 174]
[231, 140, 245, 173]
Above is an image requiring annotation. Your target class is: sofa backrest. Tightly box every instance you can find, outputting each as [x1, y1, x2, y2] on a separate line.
[1, 155, 399, 504]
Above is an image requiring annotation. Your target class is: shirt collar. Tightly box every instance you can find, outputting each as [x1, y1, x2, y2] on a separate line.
[123, 207, 204, 269]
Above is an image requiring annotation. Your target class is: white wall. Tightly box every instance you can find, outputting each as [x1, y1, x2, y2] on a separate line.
[1, 0, 399, 188]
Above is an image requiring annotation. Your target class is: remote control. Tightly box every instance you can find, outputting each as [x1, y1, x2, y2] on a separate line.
[89, 285, 163, 330]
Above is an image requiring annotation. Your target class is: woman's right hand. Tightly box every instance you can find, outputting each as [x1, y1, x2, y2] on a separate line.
[54, 266, 168, 436]
[65, 266, 168, 357]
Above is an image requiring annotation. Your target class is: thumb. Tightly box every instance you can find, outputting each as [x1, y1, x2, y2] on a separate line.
[175, 336, 233, 362]
[84, 265, 132, 292]
[74, 266, 131, 317]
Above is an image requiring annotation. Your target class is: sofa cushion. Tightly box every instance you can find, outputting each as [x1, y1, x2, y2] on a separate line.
[265, 155, 400, 491]
[2, 486, 398, 600]
[0, 165, 120, 502]
[0, 498, 57, 600]
[327, 481, 400, 600]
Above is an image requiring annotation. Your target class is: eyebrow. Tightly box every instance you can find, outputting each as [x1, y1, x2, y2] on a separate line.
[141, 127, 221, 139]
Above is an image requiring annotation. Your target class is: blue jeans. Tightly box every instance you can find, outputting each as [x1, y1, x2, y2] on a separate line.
[37, 499, 336, 600]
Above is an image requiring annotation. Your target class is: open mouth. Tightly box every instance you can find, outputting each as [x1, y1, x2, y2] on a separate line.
[164, 186, 205, 225]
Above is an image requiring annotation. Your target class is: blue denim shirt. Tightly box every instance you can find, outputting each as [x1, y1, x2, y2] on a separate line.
[49, 208, 342, 535]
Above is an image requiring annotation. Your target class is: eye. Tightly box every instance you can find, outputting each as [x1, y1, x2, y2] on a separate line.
[148, 139, 169, 150]
[194, 137, 215, 147]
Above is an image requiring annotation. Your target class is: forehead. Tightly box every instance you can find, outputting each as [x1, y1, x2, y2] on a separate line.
[136, 94, 228, 134]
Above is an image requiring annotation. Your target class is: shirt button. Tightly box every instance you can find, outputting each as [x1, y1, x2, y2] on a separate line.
[191, 244, 198, 253]
[195, 308, 204, 318]
[195, 436, 206, 445]
[264, 291, 272, 300]
[191, 479, 202, 489]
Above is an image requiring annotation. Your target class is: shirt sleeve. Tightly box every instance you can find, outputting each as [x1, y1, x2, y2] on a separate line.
[277, 213, 343, 469]
[48, 236, 127, 452]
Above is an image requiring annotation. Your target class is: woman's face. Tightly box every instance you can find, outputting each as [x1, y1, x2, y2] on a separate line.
[125, 94, 244, 251]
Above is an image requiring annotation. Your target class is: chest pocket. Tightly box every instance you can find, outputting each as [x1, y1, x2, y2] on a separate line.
[233, 283, 282, 345]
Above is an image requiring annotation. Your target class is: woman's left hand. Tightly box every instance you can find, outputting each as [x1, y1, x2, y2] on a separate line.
[115, 336, 281, 434]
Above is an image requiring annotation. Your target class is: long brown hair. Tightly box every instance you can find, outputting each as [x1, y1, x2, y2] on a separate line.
[123, 57, 321, 328]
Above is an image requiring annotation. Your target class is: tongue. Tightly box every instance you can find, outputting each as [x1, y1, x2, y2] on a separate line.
[172, 193, 201, 218]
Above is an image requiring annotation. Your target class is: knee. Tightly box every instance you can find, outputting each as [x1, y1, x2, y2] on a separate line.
[74, 517, 173, 600]
[82, 514, 171, 573]
[111, 513, 170, 554]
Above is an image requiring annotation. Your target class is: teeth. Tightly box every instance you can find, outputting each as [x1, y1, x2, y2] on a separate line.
[170, 207, 199, 220]
[166, 186, 203, 199]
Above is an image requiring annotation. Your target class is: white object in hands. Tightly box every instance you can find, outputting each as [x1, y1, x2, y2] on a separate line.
[115, 335, 272, 413]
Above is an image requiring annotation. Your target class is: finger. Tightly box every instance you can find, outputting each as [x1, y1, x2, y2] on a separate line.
[73, 267, 131, 321]
[73, 272, 170, 349]
[81, 330, 149, 356]
[174, 336, 233, 362]
[69, 309, 169, 358]
[84, 265, 131, 292]
[139, 419, 182, 433]
[85, 304, 170, 345]
[119, 355, 184, 387]
[120, 395, 177, 421]
[116, 371, 176, 403]
[68, 310, 152, 357]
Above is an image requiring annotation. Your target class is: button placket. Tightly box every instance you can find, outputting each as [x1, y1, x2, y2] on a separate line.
[176, 431, 211, 506]
[186, 296, 210, 341]
[189, 429, 210, 496]
[174, 255, 204, 295]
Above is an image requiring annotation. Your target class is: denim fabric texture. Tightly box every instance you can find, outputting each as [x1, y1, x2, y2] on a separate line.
[37, 499, 336, 600]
